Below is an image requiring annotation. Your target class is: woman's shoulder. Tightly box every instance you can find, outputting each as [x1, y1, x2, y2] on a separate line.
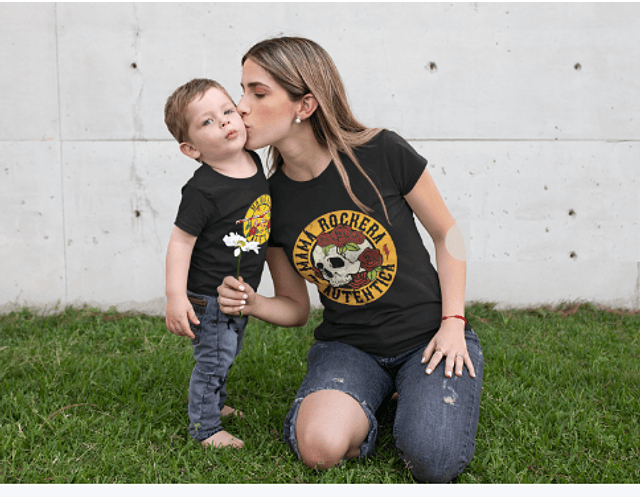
[378, 128, 409, 145]
[355, 128, 413, 158]
[359, 128, 407, 148]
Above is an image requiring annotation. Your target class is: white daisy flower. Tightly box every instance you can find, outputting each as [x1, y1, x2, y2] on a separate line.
[243, 241, 261, 254]
[223, 232, 261, 256]
[223, 232, 246, 250]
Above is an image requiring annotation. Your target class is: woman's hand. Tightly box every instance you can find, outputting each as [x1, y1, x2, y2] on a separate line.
[217, 276, 254, 316]
[421, 320, 476, 378]
[216, 248, 310, 326]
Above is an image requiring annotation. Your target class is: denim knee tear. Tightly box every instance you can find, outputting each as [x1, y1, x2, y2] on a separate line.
[332, 377, 344, 383]
[442, 379, 458, 406]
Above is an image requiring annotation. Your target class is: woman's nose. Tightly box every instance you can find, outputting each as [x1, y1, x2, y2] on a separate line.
[237, 95, 249, 116]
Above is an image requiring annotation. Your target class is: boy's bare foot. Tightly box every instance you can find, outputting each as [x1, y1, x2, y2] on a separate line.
[221, 405, 243, 418]
[201, 430, 244, 449]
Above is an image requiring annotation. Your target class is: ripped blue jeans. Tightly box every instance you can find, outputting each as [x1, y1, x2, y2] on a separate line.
[283, 326, 483, 483]
[187, 292, 247, 442]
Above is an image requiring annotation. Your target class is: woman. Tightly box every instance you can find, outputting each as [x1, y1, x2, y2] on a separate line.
[218, 36, 483, 483]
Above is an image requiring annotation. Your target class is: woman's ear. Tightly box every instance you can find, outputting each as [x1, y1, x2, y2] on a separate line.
[298, 93, 319, 120]
[179, 142, 200, 160]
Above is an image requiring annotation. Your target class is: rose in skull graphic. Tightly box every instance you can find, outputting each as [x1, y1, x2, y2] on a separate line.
[312, 225, 384, 289]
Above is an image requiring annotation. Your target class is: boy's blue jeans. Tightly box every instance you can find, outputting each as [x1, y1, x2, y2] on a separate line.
[283, 326, 483, 483]
[187, 292, 247, 442]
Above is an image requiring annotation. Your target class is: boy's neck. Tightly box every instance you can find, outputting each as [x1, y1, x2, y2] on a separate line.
[203, 149, 256, 179]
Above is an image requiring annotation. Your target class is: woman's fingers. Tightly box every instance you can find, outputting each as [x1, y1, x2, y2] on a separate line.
[218, 277, 248, 300]
[450, 351, 476, 378]
[217, 276, 252, 315]
[444, 353, 456, 378]
[424, 347, 445, 375]
[454, 352, 465, 377]
[423, 346, 476, 378]
[464, 353, 476, 378]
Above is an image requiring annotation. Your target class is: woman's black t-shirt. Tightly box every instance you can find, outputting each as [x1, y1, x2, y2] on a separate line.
[268, 130, 442, 357]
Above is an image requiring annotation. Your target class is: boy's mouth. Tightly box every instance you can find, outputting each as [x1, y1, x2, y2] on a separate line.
[226, 130, 237, 139]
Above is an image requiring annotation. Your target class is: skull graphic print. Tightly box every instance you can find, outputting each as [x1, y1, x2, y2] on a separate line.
[293, 210, 397, 306]
[313, 234, 373, 288]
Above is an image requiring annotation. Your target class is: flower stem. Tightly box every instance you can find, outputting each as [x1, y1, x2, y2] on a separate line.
[237, 253, 243, 317]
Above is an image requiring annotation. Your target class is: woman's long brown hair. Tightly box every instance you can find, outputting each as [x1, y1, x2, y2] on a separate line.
[242, 37, 390, 222]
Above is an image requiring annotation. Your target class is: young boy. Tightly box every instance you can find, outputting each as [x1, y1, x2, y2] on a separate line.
[164, 79, 271, 448]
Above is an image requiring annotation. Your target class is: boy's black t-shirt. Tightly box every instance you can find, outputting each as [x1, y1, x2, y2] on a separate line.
[175, 150, 271, 296]
[268, 129, 443, 357]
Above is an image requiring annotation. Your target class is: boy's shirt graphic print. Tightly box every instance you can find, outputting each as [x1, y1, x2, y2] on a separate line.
[240, 194, 271, 244]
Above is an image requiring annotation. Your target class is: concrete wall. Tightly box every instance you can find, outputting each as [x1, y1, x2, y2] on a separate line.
[1, 2, 639, 314]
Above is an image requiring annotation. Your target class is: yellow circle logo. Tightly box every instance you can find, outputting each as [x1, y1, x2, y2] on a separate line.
[292, 210, 397, 305]
[242, 194, 271, 244]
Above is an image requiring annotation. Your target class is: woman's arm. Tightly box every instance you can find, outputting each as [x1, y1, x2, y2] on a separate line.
[405, 168, 476, 378]
[217, 247, 310, 327]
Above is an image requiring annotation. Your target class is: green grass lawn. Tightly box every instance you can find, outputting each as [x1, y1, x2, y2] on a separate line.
[1, 302, 638, 484]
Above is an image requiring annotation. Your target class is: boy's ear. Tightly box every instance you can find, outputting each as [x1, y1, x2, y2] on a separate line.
[297, 93, 319, 120]
[179, 142, 200, 160]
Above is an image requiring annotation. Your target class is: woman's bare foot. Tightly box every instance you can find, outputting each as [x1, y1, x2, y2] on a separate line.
[221, 405, 243, 418]
[201, 430, 244, 449]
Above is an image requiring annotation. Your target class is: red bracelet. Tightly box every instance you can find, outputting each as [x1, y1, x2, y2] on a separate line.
[441, 315, 467, 323]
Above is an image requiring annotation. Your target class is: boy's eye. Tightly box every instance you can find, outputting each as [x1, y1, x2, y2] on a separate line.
[224, 109, 234, 115]
[203, 118, 213, 126]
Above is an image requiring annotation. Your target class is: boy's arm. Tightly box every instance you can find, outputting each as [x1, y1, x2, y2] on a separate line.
[218, 247, 310, 327]
[165, 226, 199, 339]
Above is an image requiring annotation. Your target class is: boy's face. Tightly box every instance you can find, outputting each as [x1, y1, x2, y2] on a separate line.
[180, 87, 246, 165]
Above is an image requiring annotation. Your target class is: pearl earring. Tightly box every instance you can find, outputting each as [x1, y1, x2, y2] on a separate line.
[295, 116, 301, 124]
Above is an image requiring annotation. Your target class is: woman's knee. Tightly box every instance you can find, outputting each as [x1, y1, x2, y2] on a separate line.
[395, 433, 472, 483]
[297, 427, 348, 469]
[402, 453, 466, 483]
[295, 390, 370, 470]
